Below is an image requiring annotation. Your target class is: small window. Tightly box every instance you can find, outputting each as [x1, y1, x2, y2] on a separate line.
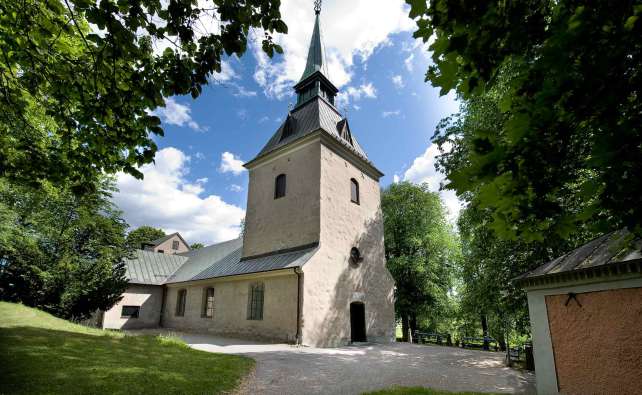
[172, 240, 179, 250]
[202, 287, 215, 318]
[121, 306, 140, 318]
[350, 178, 360, 204]
[158, 249, 164, 254]
[175, 289, 187, 317]
[247, 282, 264, 320]
[274, 174, 286, 199]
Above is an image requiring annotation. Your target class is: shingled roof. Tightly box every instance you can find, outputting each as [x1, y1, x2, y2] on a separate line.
[123, 239, 317, 286]
[514, 229, 642, 287]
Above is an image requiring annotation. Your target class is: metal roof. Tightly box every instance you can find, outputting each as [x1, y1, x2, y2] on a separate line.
[124, 250, 188, 285]
[123, 239, 318, 285]
[252, 97, 370, 163]
[514, 229, 642, 284]
[299, 13, 328, 82]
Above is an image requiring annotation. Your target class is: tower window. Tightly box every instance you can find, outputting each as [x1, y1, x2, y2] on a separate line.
[275, 174, 286, 199]
[172, 240, 179, 250]
[351, 178, 360, 204]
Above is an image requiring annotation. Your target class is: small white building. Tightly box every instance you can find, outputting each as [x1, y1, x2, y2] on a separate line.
[515, 229, 642, 394]
[103, 7, 396, 347]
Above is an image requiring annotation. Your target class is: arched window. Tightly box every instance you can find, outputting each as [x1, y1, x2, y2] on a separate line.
[350, 178, 359, 204]
[202, 287, 215, 318]
[247, 282, 264, 320]
[175, 289, 187, 317]
[275, 174, 286, 199]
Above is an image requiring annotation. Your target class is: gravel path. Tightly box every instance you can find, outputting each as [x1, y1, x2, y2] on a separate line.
[173, 332, 535, 395]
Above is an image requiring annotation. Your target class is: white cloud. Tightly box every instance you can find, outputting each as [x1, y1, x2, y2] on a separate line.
[391, 74, 404, 89]
[113, 147, 244, 244]
[393, 174, 400, 183]
[218, 152, 246, 175]
[196, 177, 208, 184]
[336, 82, 377, 109]
[258, 116, 270, 124]
[404, 53, 414, 72]
[230, 82, 257, 97]
[228, 184, 243, 192]
[252, 0, 414, 98]
[382, 110, 401, 118]
[155, 98, 204, 131]
[403, 142, 463, 219]
[194, 152, 206, 161]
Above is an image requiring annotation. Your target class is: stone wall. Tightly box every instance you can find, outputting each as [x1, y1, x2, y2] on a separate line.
[162, 273, 299, 342]
[103, 284, 163, 329]
[545, 287, 642, 395]
[242, 140, 321, 258]
[300, 143, 395, 347]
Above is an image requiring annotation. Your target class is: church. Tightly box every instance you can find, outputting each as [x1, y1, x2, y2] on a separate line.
[102, 6, 395, 348]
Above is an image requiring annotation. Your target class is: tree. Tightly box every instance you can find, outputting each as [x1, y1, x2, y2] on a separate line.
[0, 177, 128, 319]
[381, 182, 459, 341]
[0, 0, 286, 193]
[190, 243, 205, 250]
[126, 226, 166, 250]
[409, 0, 642, 241]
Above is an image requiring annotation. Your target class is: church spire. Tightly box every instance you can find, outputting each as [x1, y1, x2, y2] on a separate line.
[293, 1, 338, 109]
[299, 10, 326, 82]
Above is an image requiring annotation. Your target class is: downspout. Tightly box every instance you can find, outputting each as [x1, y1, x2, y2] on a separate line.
[294, 267, 304, 345]
[159, 285, 167, 327]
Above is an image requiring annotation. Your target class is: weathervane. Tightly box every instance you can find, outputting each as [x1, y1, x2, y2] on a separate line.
[314, 0, 322, 15]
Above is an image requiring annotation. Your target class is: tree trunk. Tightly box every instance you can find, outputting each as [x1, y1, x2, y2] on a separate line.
[481, 314, 490, 351]
[401, 315, 410, 342]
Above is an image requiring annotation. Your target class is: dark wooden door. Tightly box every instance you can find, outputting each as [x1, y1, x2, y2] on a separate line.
[350, 302, 366, 342]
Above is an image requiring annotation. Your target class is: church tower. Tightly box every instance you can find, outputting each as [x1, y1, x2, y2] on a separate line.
[243, 4, 381, 259]
[243, 2, 394, 346]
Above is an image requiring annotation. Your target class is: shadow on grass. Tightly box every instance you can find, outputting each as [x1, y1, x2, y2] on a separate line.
[0, 326, 253, 395]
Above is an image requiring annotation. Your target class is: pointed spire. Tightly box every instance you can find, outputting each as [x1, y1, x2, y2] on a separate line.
[299, 4, 327, 82]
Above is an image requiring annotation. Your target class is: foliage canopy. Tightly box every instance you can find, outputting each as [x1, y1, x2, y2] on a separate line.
[0, 0, 286, 193]
[0, 178, 128, 319]
[410, 0, 642, 241]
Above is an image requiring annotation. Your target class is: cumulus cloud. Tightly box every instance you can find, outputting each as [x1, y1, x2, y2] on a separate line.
[403, 142, 462, 219]
[113, 147, 244, 244]
[391, 74, 404, 89]
[155, 98, 204, 131]
[252, 0, 414, 99]
[219, 152, 246, 175]
[382, 110, 401, 118]
[335, 82, 377, 109]
[393, 174, 400, 183]
[404, 53, 415, 72]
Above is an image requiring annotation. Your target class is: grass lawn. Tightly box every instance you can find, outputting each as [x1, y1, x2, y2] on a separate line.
[0, 302, 254, 394]
[364, 387, 496, 395]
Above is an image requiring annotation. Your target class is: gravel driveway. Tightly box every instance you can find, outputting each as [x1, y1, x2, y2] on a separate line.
[173, 332, 535, 395]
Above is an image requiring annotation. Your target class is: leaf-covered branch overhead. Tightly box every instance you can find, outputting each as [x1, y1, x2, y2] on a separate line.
[0, 0, 287, 192]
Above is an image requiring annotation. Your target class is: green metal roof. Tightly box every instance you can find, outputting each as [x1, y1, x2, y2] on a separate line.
[299, 13, 328, 83]
[123, 239, 318, 285]
[124, 250, 188, 285]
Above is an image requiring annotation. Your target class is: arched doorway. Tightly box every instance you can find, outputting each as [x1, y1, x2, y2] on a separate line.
[350, 302, 367, 342]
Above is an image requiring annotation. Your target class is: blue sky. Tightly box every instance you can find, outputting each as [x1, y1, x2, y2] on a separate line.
[112, 0, 460, 245]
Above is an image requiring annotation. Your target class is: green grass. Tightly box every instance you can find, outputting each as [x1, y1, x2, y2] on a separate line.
[364, 387, 495, 395]
[0, 302, 254, 394]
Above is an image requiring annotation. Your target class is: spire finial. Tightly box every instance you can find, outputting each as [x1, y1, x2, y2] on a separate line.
[314, 0, 321, 15]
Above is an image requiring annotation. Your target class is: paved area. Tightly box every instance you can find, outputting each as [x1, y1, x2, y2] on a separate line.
[167, 332, 536, 395]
